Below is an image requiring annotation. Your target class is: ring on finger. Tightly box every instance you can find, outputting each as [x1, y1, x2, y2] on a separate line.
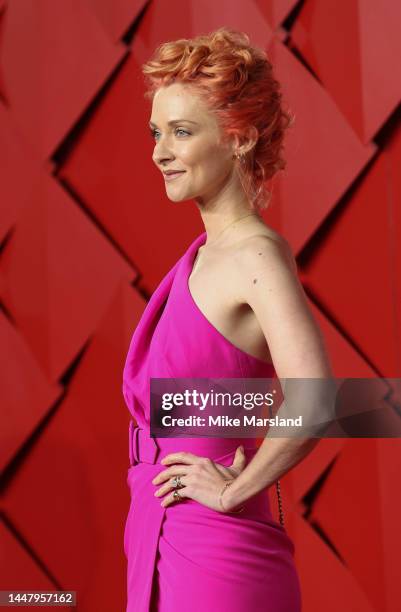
[173, 489, 183, 502]
[172, 475, 184, 489]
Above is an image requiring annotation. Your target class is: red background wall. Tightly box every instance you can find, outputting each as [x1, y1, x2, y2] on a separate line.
[1, 1, 400, 610]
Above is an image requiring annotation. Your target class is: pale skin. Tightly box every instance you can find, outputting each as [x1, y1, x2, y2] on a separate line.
[149, 82, 333, 512]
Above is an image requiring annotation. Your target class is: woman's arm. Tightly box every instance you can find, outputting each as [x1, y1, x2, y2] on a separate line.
[223, 234, 334, 510]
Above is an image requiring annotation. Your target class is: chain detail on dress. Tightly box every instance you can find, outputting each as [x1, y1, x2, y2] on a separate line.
[276, 480, 284, 526]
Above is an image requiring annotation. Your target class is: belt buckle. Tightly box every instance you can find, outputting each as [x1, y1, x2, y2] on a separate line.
[128, 420, 140, 466]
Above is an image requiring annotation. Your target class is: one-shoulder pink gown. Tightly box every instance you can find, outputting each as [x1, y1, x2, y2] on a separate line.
[122, 232, 302, 611]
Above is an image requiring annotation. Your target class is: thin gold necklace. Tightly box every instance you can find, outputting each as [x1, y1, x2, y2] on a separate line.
[192, 212, 258, 271]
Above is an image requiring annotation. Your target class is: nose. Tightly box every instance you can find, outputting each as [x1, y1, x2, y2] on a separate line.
[152, 142, 175, 167]
[153, 152, 175, 167]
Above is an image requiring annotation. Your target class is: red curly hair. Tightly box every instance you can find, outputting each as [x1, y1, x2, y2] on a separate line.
[141, 27, 294, 211]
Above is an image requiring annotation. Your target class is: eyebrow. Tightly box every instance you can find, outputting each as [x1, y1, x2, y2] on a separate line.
[149, 119, 199, 128]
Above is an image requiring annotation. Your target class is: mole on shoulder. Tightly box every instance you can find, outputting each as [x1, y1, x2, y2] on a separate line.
[253, 278, 257, 284]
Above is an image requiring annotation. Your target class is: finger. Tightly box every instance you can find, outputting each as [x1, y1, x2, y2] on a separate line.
[161, 451, 205, 466]
[151, 465, 187, 485]
[161, 486, 189, 507]
[154, 475, 188, 498]
[231, 446, 246, 472]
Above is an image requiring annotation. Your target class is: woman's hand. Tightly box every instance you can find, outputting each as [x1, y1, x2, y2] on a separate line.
[151, 446, 247, 512]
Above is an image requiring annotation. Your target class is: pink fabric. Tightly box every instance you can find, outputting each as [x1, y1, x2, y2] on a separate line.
[122, 232, 302, 611]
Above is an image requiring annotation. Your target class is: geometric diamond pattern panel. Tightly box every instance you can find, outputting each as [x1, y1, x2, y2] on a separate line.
[1, 1, 400, 611]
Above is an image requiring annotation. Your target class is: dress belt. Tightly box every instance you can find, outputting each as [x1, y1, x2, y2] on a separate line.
[128, 419, 160, 467]
[128, 419, 259, 469]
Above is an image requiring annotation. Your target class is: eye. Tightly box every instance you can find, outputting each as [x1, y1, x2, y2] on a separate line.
[149, 127, 190, 140]
[175, 128, 190, 136]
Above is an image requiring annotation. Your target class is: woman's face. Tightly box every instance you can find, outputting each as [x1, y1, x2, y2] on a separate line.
[149, 82, 237, 204]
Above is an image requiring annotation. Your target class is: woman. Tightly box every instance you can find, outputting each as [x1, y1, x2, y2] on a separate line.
[122, 27, 333, 611]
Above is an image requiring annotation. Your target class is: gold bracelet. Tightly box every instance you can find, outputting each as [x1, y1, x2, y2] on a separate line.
[218, 480, 245, 514]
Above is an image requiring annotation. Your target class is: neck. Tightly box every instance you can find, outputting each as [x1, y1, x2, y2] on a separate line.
[197, 204, 261, 246]
[194, 174, 257, 234]
[205, 211, 262, 246]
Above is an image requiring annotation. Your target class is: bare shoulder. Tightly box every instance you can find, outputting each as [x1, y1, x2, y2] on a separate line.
[232, 227, 298, 279]
[229, 227, 332, 378]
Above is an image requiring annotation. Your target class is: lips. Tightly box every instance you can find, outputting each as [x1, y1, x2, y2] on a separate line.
[163, 171, 186, 181]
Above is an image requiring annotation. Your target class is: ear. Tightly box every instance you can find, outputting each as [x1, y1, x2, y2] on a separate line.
[231, 126, 258, 157]
[243, 125, 258, 154]
[226, 132, 241, 159]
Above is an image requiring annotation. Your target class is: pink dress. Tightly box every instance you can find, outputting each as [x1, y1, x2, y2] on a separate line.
[122, 231, 302, 611]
